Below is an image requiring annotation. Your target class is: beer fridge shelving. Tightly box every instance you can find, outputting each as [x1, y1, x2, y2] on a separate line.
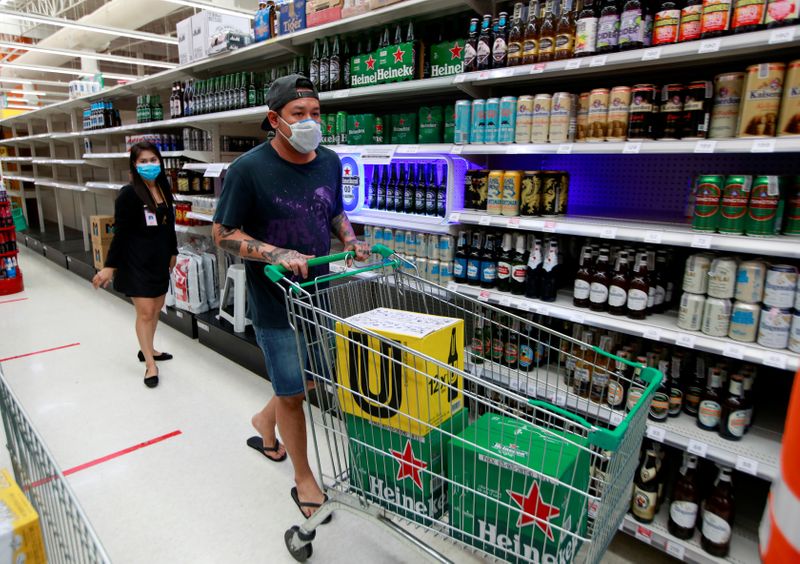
[82, 151, 213, 163]
[348, 209, 458, 235]
[84, 182, 125, 192]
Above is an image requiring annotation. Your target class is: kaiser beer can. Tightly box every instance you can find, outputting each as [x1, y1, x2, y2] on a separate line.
[606, 86, 632, 141]
[678, 292, 706, 331]
[454, 100, 472, 144]
[549, 92, 575, 143]
[576, 92, 590, 141]
[587, 88, 610, 142]
[498, 96, 518, 144]
[515, 95, 535, 144]
[485, 98, 501, 144]
[729, 301, 760, 343]
[470, 99, 486, 144]
[710, 72, 745, 139]
[701, 297, 732, 337]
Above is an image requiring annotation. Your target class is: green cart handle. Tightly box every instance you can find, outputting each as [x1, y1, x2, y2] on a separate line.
[265, 244, 399, 289]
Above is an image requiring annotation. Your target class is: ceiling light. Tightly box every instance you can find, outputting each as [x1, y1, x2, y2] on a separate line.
[2, 62, 141, 81]
[0, 41, 177, 69]
[161, 0, 254, 19]
[0, 9, 179, 45]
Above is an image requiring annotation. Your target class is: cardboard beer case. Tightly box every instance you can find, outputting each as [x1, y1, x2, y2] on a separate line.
[346, 114, 376, 145]
[418, 106, 444, 144]
[449, 414, 590, 563]
[0, 469, 46, 564]
[390, 113, 417, 144]
[334, 307, 464, 437]
[430, 40, 466, 78]
[350, 40, 416, 88]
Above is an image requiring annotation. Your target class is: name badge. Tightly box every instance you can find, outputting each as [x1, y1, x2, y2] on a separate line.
[144, 208, 158, 226]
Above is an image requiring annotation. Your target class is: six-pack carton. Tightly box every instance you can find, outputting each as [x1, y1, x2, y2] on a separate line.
[0, 469, 46, 564]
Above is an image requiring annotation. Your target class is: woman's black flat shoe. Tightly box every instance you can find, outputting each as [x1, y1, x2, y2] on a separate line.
[138, 351, 173, 362]
[144, 368, 159, 388]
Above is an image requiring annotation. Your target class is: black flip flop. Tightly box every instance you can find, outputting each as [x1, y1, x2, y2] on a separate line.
[246, 436, 287, 462]
[290, 486, 333, 525]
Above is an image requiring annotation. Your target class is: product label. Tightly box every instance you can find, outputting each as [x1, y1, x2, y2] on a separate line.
[575, 17, 599, 54]
[350, 41, 417, 88]
[574, 367, 591, 382]
[518, 344, 535, 369]
[670, 501, 699, 528]
[732, 0, 767, 27]
[620, 9, 645, 44]
[679, 5, 703, 41]
[702, 512, 732, 544]
[597, 15, 621, 49]
[627, 289, 648, 311]
[467, 262, 479, 279]
[650, 392, 670, 420]
[590, 282, 609, 304]
[669, 388, 684, 415]
[574, 279, 591, 300]
[477, 40, 491, 67]
[653, 9, 681, 44]
[727, 409, 749, 436]
[627, 388, 644, 411]
[609, 285, 628, 307]
[607, 381, 625, 406]
[698, 400, 722, 427]
[481, 264, 497, 282]
[471, 337, 484, 355]
[454, 259, 466, 278]
[702, 0, 733, 33]
[766, 0, 799, 23]
[511, 265, 527, 283]
[632, 487, 658, 519]
[522, 39, 538, 59]
[430, 40, 466, 78]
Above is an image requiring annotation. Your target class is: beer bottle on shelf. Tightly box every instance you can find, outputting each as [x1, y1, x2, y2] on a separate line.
[492, 11, 510, 68]
[385, 164, 397, 213]
[555, 0, 577, 60]
[608, 250, 630, 315]
[597, 0, 621, 53]
[540, 239, 560, 302]
[454, 231, 469, 283]
[368, 167, 379, 209]
[590, 335, 613, 403]
[394, 164, 406, 212]
[631, 445, 660, 523]
[425, 164, 438, 216]
[504, 318, 521, 368]
[477, 15, 493, 70]
[394, 22, 403, 45]
[619, 0, 645, 50]
[464, 18, 480, 72]
[626, 252, 649, 319]
[649, 359, 671, 422]
[526, 237, 544, 299]
[573, 331, 595, 398]
[330, 36, 341, 91]
[523, 0, 542, 64]
[654, 442, 668, 511]
[701, 466, 735, 558]
[684, 360, 705, 416]
[377, 165, 388, 210]
[645, 250, 658, 314]
[575, 0, 600, 55]
[510, 234, 528, 295]
[562, 323, 584, 386]
[668, 453, 700, 539]
[497, 233, 514, 292]
[471, 317, 486, 363]
[507, 3, 525, 66]
[668, 351, 686, 417]
[719, 373, 748, 441]
[538, 0, 558, 62]
[589, 247, 611, 312]
[606, 349, 632, 410]
[415, 164, 426, 215]
[403, 163, 416, 214]
[697, 367, 725, 431]
[436, 167, 447, 218]
[379, 26, 390, 48]
[742, 367, 756, 430]
[319, 38, 331, 92]
[342, 38, 351, 88]
[467, 232, 483, 286]
[626, 355, 649, 411]
[574, 244, 593, 307]
[480, 233, 498, 289]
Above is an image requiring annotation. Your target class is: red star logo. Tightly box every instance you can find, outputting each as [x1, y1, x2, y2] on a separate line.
[398, 118, 405, 125]
[392, 47, 405, 63]
[390, 440, 427, 491]
[344, 166, 351, 175]
[507, 482, 561, 541]
[450, 43, 463, 60]
[366, 55, 376, 70]
[354, 120, 360, 128]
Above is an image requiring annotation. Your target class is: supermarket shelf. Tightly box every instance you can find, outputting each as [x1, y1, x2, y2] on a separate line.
[451, 284, 800, 372]
[0, 133, 52, 146]
[620, 511, 757, 564]
[35, 178, 87, 192]
[175, 223, 212, 234]
[453, 211, 800, 260]
[183, 162, 232, 173]
[83, 151, 213, 162]
[186, 211, 214, 223]
[85, 181, 125, 191]
[0, 156, 34, 163]
[31, 159, 86, 166]
[1, 174, 35, 183]
[348, 209, 457, 235]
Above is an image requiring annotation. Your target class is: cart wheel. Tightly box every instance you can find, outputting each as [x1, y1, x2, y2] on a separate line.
[284, 526, 313, 562]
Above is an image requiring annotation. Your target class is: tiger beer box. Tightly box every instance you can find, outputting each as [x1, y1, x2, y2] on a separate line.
[430, 40, 466, 78]
[449, 414, 590, 563]
[346, 408, 468, 524]
[335, 307, 464, 437]
[0, 469, 46, 564]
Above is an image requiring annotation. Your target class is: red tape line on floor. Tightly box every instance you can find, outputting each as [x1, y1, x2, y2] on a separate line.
[26, 430, 182, 490]
[0, 298, 28, 305]
[0, 342, 80, 362]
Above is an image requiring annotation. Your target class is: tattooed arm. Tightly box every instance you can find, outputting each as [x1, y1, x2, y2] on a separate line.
[331, 212, 370, 261]
[212, 223, 314, 278]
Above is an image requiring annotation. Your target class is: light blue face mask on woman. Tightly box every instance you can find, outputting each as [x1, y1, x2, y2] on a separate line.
[136, 163, 161, 181]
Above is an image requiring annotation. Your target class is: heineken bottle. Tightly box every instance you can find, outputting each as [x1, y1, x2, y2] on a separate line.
[403, 163, 416, 213]
[415, 164, 426, 215]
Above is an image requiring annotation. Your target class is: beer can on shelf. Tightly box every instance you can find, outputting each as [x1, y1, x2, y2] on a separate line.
[337, 111, 349, 145]
[405, 231, 416, 257]
[678, 292, 706, 331]
[327, 114, 337, 144]
[683, 253, 712, 294]
[487, 170, 504, 215]
[718, 175, 752, 234]
[520, 171, 542, 216]
[498, 96, 518, 145]
[764, 264, 798, 308]
[439, 235, 455, 263]
[416, 257, 429, 280]
[541, 171, 563, 216]
[758, 305, 792, 349]
[454, 100, 472, 144]
[702, 297, 732, 337]
[530, 94, 552, 144]
[735, 260, 766, 303]
[783, 175, 800, 236]
[660, 83, 685, 140]
[429, 259, 441, 284]
[415, 232, 427, 257]
[485, 98, 501, 144]
[745, 175, 782, 236]
[789, 311, 800, 353]
[628, 84, 657, 139]
[382, 228, 394, 250]
[549, 92, 575, 144]
[501, 170, 522, 216]
[556, 172, 569, 216]
[466, 170, 489, 211]
[363, 224, 374, 249]
[470, 99, 486, 144]
[576, 92, 590, 142]
[692, 175, 724, 232]
[708, 257, 738, 299]
[393, 229, 406, 255]
[778, 60, 800, 136]
[729, 301, 760, 342]
[738, 63, 786, 138]
[428, 234, 440, 260]
[587, 88, 610, 142]
[439, 261, 454, 285]
[710, 72, 745, 139]
[682, 80, 712, 139]
[606, 86, 632, 142]
[515, 95, 535, 144]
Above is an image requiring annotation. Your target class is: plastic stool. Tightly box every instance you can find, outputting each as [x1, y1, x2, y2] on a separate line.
[219, 264, 252, 333]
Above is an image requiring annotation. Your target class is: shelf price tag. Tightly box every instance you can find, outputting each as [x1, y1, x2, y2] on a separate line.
[565, 59, 582, 70]
[635, 526, 653, 544]
[769, 27, 796, 44]
[508, 217, 521, 227]
[751, 139, 776, 153]
[333, 89, 350, 99]
[530, 63, 547, 74]
[447, 282, 458, 292]
[698, 38, 721, 53]
[665, 541, 686, 560]
[644, 231, 663, 244]
[646, 426, 667, 442]
[453, 74, 467, 84]
[694, 140, 717, 154]
[735, 456, 759, 476]
[643, 328, 662, 342]
[642, 48, 661, 61]
[571, 312, 586, 324]
[676, 333, 696, 349]
[479, 215, 493, 226]
[557, 143, 574, 154]
[723, 344, 744, 360]
[403, 145, 420, 154]
[610, 412, 624, 426]
[589, 55, 607, 67]
[600, 227, 617, 239]
[204, 163, 225, 178]
[542, 220, 558, 233]
[451, 144, 464, 154]
[478, 290, 491, 302]
[500, 296, 513, 307]
[362, 145, 397, 165]
[691, 235, 712, 249]
[538, 306, 551, 317]
[623, 142, 642, 154]
[448, 212, 461, 223]
[516, 300, 532, 312]
[764, 353, 787, 370]
[491, 68, 515, 79]
[555, 392, 567, 406]
[478, 71, 490, 80]
[687, 439, 709, 458]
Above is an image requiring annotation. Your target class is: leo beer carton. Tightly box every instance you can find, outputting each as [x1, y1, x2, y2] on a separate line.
[449, 414, 590, 563]
[335, 307, 464, 437]
[0, 469, 46, 564]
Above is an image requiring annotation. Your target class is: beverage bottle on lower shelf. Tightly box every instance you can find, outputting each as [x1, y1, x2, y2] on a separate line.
[719, 373, 748, 441]
[626, 251, 649, 319]
[467, 232, 483, 286]
[426, 164, 438, 217]
[646, 250, 659, 315]
[606, 349, 631, 410]
[574, 244, 593, 308]
[654, 251, 669, 312]
[518, 313, 540, 372]
[668, 351, 686, 417]
[573, 330, 595, 398]
[436, 166, 447, 218]
[684, 358, 706, 416]
[377, 166, 388, 210]
[668, 453, 700, 539]
[654, 442, 668, 511]
[525, 237, 544, 299]
[631, 445, 660, 523]
[510, 234, 528, 295]
[697, 367, 725, 431]
[386, 164, 397, 213]
[394, 164, 406, 212]
[589, 247, 611, 312]
[540, 239, 560, 302]
[491, 315, 505, 364]
[562, 323, 583, 387]
[368, 167, 379, 209]
[649, 359, 671, 422]
[415, 164, 427, 215]
[496, 233, 514, 293]
[504, 318, 520, 368]
[626, 355, 649, 411]
[480, 233, 498, 289]
[454, 231, 469, 283]
[590, 335, 613, 403]
[742, 366, 756, 430]
[608, 250, 630, 315]
[471, 318, 485, 364]
[701, 466, 735, 558]
[404, 163, 416, 214]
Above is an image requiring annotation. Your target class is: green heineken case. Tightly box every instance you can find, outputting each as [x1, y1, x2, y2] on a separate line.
[347, 114, 376, 145]
[418, 106, 444, 144]
[346, 408, 469, 525]
[350, 40, 417, 88]
[449, 413, 590, 562]
[430, 40, 466, 78]
[390, 113, 417, 144]
[444, 104, 456, 145]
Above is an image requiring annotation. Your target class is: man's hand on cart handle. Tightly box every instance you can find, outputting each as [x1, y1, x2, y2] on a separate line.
[344, 240, 371, 264]
[273, 248, 316, 279]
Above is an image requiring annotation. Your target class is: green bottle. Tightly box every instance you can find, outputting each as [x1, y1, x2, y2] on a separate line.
[248, 72, 257, 107]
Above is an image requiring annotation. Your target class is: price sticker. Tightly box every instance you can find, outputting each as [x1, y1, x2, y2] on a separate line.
[544, 389, 557, 403]
[646, 426, 667, 442]
[723, 344, 744, 360]
[197, 322, 210, 332]
[694, 140, 717, 154]
[736, 456, 759, 476]
[404, 145, 420, 154]
[769, 27, 796, 44]
[447, 282, 458, 292]
[643, 327, 662, 341]
[764, 353, 787, 370]
[508, 217, 521, 227]
[698, 38, 721, 53]
[333, 89, 351, 99]
[555, 392, 567, 406]
[542, 220, 557, 233]
[642, 48, 661, 61]
[691, 235, 712, 249]
[565, 59, 582, 70]
[516, 300, 532, 312]
[665, 541, 686, 560]
[479, 215, 493, 226]
[509, 145, 528, 154]
[530, 63, 547, 74]
[204, 163, 225, 178]
[600, 227, 617, 239]
[491, 68, 515, 79]
[676, 333, 697, 349]
[478, 71, 490, 80]
[449, 212, 461, 223]
[538, 306, 551, 317]
[687, 439, 709, 458]
[644, 231, 663, 244]
[610, 412, 624, 426]
[623, 142, 642, 154]
[478, 290, 491, 302]
[500, 296, 513, 307]
[451, 144, 464, 154]
[571, 312, 586, 324]
[751, 139, 776, 153]
[557, 143, 574, 154]
[589, 55, 607, 67]
[635, 526, 653, 544]
[454, 74, 467, 84]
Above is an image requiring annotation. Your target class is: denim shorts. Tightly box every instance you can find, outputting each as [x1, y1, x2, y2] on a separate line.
[253, 325, 310, 397]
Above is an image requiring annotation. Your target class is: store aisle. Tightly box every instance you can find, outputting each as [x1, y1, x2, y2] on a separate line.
[0, 247, 670, 563]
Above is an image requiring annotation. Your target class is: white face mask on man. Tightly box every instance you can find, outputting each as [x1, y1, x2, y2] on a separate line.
[278, 115, 322, 154]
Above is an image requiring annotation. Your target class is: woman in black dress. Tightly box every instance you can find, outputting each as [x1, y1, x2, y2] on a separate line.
[92, 142, 178, 388]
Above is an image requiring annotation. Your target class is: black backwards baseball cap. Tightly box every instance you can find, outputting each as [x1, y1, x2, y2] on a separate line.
[261, 74, 319, 131]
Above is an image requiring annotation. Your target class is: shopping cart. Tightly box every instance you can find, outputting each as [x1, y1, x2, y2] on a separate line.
[265, 245, 663, 564]
[0, 365, 111, 564]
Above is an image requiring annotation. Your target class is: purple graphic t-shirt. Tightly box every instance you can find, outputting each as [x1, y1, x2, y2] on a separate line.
[214, 142, 343, 328]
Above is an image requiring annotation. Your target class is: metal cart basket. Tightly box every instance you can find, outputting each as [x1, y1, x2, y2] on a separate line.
[0, 365, 111, 564]
[266, 245, 663, 564]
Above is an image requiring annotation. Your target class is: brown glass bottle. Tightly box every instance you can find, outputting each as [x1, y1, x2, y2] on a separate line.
[719, 374, 748, 441]
[538, 0, 558, 62]
[697, 367, 724, 431]
[573, 244, 594, 307]
[508, 3, 525, 66]
[575, 0, 600, 55]
[555, 0, 577, 59]
[477, 15, 493, 70]
[464, 18, 480, 72]
[590, 335, 613, 403]
[572, 330, 595, 398]
[589, 247, 611, 311]
[701, 467, 735, 557]
[683, 361, 705, 416]
[626, 252, 649, 320]
[631, 446, 660, 523]
[608, 251, 630, 315]
[523, 0, 542, 64]
[668, 454, 700, 539]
